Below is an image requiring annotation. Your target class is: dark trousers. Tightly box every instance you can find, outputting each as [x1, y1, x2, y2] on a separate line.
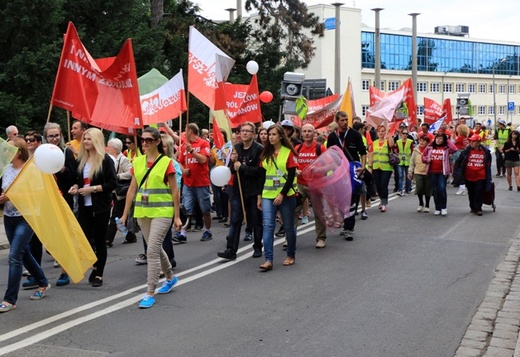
[78, 207, 110, 277]
[495, 151, 505, 175]
[226, 195, 263, 253]
[373, 169, 392, 205]
[343, 193, 359, 231]
[466, 179, 486, 212]
[429, 173, 448, 211]
[106, 196, 136, 244]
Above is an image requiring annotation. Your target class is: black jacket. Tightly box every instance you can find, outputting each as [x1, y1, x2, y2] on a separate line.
[326, 128, 367, 162]
[76, 154, 117, 215]
[230, 141, 265, 198]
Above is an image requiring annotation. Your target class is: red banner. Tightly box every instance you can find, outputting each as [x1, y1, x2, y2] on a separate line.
[302, 95, 343, 129]
[51, 22, 142, 134]
[224, 75, 261, 128]
[424, 97, 452, 125]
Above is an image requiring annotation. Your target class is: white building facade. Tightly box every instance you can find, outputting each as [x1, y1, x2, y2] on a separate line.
[300, 4, 520, 127]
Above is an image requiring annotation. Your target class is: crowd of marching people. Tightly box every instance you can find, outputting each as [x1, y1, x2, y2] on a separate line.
[0, 114, 517, 312]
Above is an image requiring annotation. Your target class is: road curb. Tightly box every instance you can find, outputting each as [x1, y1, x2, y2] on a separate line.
[454, 233, 520, 357]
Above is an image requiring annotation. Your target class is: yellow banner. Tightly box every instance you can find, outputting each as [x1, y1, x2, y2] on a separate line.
[339, 80, 357, 127]
[5, 158, 96, 283]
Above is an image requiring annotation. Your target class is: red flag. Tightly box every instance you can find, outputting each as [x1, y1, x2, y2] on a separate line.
[188, 27, 235, 110]
[212, 119, 225, 150]
[224, 74, 262, 128]
[424, 97, 453, 125]
[51, 22, 142, 134]
[302, 94, 342, 129]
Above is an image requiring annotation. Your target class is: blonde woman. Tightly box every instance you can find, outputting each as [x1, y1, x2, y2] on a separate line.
[68, 128, 116, 287]
[368, 125, 395, 212]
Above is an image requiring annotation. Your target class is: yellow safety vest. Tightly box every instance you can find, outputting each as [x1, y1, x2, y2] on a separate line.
[133, 155, 174, 218]
[497, 129, 509, 147]
[397, 139, 413, 166]
[372, 139, 393, 171]
[262, 146, 291, 199]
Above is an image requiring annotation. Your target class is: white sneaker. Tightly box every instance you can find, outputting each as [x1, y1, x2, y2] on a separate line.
[455, 188, 466, 195]
[53, 260, 60, 268]
[441, 209, 448, 216]
[434, 210, 441, 215]
[417, 205, 423, 212]
[422, 207, 430, 213]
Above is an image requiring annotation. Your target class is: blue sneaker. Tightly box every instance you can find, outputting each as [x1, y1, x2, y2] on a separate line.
[138, 294, 156, 309]
[200, 230, 213, 241]
[56, 273, 70, 287]
[172, 232, 187, 244]
[157, 276, 178, 294]
[30, 284, 51, 300]
[22, 276, 38, 290]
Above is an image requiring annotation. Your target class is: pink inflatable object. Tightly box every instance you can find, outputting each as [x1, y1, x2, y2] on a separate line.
[301, 146, 352, 228]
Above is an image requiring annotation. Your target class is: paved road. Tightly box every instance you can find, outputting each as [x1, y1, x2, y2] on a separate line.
[0, 178, 519, 357]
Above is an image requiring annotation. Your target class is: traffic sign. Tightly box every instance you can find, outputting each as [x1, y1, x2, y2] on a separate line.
[324, 17, 336, 30]
[508, 102, 515, 111]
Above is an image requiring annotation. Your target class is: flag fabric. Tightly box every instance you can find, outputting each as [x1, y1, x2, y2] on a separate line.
[368, 78, 417, 128]
[138, 68, 169, 95]
[0, 138, 19, 178]
[295, 96, 309, 119]
[429, 116, 445, 133]
[188, 26, 235, 110]
[365, 88, 405, 130]
[140, 70, 187, 125]
[5, 158, 97, 283]
[51, 22, 142, 134]
[212, 119, 225, 150]
[339, 80, 357, 126]
[210, 110, 232, 145]
[302, 94, 343, 129]
[224, 74, 262, 128]
[424, 98, 453, 125]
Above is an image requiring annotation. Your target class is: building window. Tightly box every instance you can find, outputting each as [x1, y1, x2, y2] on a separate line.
[489, 106, 495, 115]
[509, 85, 516, 94]
[430, 82, 440, 93]
[478, 84, 486, 93]
[456, 83, 466, 93]
[362, 105, 370, 117]
[468, 84, 476, 93]
[499, 84, 506, 94]
[388, 80, 401, 91]
[417, 82, 427, 93]
[417, 105, 424, 116]
[478, 106, 486, 115]
[443, 83, 453, 93]
[489, 84, 495, 93]
[379, 80, 386, 91]
[361, 79, 371, 91]
[499, 106, 506, 115]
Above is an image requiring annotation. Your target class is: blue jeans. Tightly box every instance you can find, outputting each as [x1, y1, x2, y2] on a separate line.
[3, 216, 48, 305]
[262, 196, 296, 263]
[429, 173, 448, 210]
[397, 165, 412, 192]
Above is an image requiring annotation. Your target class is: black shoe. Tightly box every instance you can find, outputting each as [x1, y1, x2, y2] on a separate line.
[218, 217, 228, 223]
[172, 233, 187, 243]
[275, 227, 286, 237]
[212, 216, 223, 221]
[252, 249, 262, 258]
[170, 258, 177, 269]
[88, 270, 97, 283]
[106, 240, 113, 248]
[217, 249, 236, 260]
[92, 276, 103, 287]
[244, 232, 253, 241]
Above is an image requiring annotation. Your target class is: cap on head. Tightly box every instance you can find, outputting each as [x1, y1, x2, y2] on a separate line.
[498, 119, 506, 125]
[399, 122, 408, 128]
[262, 120, 275, 129]
[281, 119, 294, 128]
[469, 134, 481, 141]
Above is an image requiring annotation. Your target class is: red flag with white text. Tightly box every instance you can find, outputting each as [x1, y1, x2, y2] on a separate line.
[224, 75, 261, 128]
[188, 27, 235, 110]
[302, 94, 342, 129]
[140, 70, 187, 125]
[424, 97, 453, 125]
[51, 22, 142, 134]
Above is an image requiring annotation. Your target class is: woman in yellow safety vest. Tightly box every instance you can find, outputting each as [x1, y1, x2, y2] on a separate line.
[368, 125, 395, 212]
[258, 124, 299, 271]
[121, 127, 182, 309]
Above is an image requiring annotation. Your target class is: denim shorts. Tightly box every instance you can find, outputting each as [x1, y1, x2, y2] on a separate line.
[182, 185, 211, 215]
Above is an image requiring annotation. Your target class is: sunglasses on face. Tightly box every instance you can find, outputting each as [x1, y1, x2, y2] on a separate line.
[142, 138, 157, 144]
[47, 134, 60, 139]
[25, 138, 36, 143]
[125, 141, 133, 145]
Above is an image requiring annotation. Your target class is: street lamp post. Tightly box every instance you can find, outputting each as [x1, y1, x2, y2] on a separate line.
[409, 13, 420, 102]
[371, 8, 384, 90]
[332, 3, 344, 95]
[493, 58, 507, 130]
[225, 8, 236, 22]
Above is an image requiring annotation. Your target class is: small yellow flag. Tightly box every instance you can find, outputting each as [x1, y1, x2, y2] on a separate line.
[6, 158, 96, 283]
[339, 80, 357, 127]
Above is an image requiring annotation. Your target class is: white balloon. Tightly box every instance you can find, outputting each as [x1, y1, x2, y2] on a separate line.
[210, 166, 232, 187]
[246, 60, 259, 75]
[34, 144, 65, 174]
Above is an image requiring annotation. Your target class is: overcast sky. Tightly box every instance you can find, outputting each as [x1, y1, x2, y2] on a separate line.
[195, 0, 520, 43]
